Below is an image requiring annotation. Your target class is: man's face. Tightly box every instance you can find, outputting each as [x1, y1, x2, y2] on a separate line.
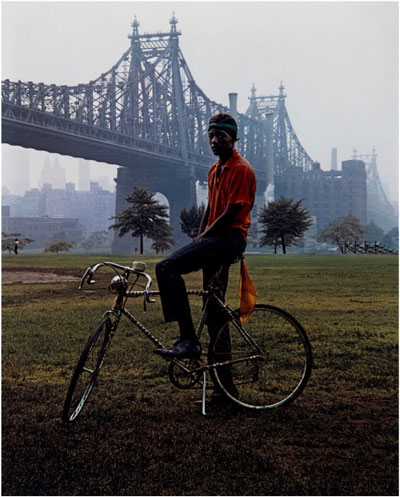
[208, 127, 235, 157]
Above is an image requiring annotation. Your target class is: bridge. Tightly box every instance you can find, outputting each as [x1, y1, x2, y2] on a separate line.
[1, 15, 312, 251]
[2, 15, 393, 251]
[352, 148, 395, 232]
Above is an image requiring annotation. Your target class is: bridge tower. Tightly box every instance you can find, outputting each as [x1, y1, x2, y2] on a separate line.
[2, 17, 272, 254]
[352, 148, 395, 231]
[245, 82, 314, 180]
[111, 14, 196, 253]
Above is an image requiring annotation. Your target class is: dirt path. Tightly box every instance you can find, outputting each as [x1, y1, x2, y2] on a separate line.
[2, 271, 80, 284]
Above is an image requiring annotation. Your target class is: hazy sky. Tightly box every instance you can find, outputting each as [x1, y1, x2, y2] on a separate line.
[1, 1, 399, 202]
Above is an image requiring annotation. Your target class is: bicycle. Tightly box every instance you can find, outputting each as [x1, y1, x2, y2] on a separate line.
[62, 259, 312, 422]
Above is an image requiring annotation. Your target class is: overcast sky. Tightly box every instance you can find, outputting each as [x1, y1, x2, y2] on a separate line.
[1, 0, 399, 202]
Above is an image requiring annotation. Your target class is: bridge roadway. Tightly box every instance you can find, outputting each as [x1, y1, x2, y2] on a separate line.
[1, 13, 275, 254]
[4, 102, 262, 251]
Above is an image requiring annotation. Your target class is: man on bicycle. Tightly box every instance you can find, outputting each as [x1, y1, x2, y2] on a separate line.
[154, 112, 256, 400]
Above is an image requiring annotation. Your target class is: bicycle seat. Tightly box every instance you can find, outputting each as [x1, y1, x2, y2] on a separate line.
[227, 253, 244, 266]
[132, 261, 146, 272]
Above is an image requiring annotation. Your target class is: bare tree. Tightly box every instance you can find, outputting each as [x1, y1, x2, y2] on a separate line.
[44, 240, 74, 254]
[319, 216, 364, 253]
[2, 233, 34, 254]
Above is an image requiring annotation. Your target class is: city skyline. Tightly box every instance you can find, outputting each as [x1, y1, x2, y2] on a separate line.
[1, 1, 398, 204]
[2, 148, 117, 195]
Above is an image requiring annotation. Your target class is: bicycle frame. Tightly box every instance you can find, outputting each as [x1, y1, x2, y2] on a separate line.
[79, 261, 267, 412]
[81, 260, 265, 360]
[64, 260, 312, 421]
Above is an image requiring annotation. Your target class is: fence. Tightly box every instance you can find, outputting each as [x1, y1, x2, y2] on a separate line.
[344, 241, 398, 255]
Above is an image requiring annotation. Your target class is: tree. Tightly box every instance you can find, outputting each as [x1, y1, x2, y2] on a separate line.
[382, 227, 399, 250]
[319, 215, 364, 253]
[258, 198, 313, 254]
[44, 240, 74, 254]
[151, 227, 175, 254]
[149, 218, 175, 254]
[2, 233, 34, 254]
[363, 221, 384, 243]
[80, 230, 114, 251]
[109, 185, 173, 254]
[180, 204, 206, 241]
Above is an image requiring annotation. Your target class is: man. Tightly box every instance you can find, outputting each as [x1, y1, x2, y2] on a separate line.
[154, 113, 256, 399]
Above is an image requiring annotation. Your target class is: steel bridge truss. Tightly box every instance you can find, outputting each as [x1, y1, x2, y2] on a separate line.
[352, 149, 394, 221]
[246, 83, 314, 175]
[2, 15, 270, 176]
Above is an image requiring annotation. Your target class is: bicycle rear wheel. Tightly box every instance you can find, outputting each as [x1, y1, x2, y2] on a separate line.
[62, 315, 114, 422]
[208, 304, 312, 409]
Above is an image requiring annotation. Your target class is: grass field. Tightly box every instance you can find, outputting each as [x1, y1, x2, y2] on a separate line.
[2, 253, 398, 496]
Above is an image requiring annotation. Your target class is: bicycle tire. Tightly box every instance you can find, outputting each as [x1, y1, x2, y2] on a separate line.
[62, 315, 113, 422]
[208, 304, 312, 409]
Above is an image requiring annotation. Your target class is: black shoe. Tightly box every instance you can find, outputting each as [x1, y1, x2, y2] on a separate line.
[153, 340, 201, 359]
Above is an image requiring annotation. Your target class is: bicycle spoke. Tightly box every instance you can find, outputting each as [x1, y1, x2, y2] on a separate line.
[208, 305, 312, 409]
[83, 367, 95, 373]
[63, 316, 114, 422]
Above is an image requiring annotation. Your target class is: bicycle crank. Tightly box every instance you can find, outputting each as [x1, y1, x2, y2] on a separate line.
[168, 359, 203, 389]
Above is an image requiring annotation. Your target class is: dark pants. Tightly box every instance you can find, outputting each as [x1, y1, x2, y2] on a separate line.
[156, 229, 246, 342]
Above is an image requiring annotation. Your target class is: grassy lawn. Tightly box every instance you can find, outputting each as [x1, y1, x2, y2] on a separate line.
[2, 253, 398, 495]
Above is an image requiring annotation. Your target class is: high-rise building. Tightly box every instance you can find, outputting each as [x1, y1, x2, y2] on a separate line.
[1, 208, 84, 248]
[38, 156, 52, 189]
[331, 148, 338, 171]
[52, 157, 66, 189]
[21, 188, 45, 217]
[96, 175, 115, 192]
[38, 155, 66, 189]
[1, 191, 23, 216]
[78, 159, 91, 191]
[275, 160, 367, 232]
[2, 182, 116, 238]
[341, 160, 367, 224]
[1, 146, 30, 195]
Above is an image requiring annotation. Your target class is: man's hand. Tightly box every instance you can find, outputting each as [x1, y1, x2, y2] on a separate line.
[195, 203, 210, 240]
[196, 203, 244, 239]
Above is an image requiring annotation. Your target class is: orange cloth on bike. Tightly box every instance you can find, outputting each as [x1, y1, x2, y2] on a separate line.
[207, 149, 257, 240]
[237, 259, 257, 323]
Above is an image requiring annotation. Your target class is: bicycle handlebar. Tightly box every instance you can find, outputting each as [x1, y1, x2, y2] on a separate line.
[79, 261, 153, 297]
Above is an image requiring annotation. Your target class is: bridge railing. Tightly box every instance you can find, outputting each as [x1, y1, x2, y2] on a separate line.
[2, 18, 272, 178]
[2, 76, 269, 176]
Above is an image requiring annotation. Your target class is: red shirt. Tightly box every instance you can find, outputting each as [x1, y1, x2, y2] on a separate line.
[206, 149, 257, 240]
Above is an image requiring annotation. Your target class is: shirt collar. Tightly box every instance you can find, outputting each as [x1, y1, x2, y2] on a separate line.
[215, 149, 239, 170]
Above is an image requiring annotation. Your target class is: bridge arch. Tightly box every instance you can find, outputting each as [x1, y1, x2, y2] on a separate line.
[154, 192, 170, 221]
[111, 164, 194, 253]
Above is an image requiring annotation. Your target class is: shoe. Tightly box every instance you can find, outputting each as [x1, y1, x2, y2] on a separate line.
[153, 339, 201, 359]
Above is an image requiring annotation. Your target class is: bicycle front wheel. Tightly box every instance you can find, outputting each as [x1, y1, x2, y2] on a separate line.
[208, 304, 312, 409]
[62, 315, 114, 422]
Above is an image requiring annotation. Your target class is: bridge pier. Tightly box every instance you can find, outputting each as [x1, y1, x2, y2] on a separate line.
[111, 164, 196, 255]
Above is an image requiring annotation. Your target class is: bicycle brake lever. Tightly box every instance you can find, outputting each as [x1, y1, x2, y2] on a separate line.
[142, 293, 155, 312]
[79, 268, 90, 289]
[86, 269, 95, 285]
